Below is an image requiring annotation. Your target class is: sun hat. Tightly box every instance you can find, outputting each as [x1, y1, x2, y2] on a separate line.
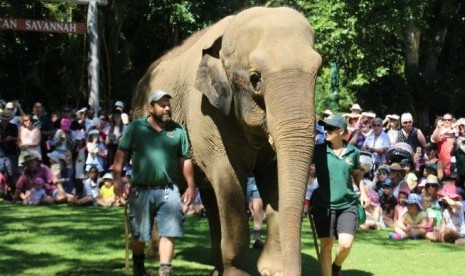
[390, 163, 406, 176]
[318, 115, 347, 132]
[367, 190, 380, 207]
[47, 151, 66, 164]
[382, 178, 392, 187]
[114, 100, 124, 108]
[398, 187, 411, 197]
[22, 153, 40, 164]
[0, 110, 14, 121]
[102, 172, 113, 180]
[405, 193, 423, 210]
[350, 104, 362, 112]
[323, 109, 333, 117]
[148, 90, 172, 103]
[387, 114, 400, 120]
[76, 107, 87, 117]
[425, 175, 439, 186]
[361, 111, 376, 118]
[437, 183, 461, 200]
[378, 165, 391, 174]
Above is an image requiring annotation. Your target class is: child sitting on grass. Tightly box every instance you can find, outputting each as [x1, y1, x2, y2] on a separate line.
[392, 188, 410, 227]
[22, 177, 46, 205]
[97, 172, 125, 207]
[380, 179, 397, 228]
[68, 166, 101, 206]
[389, 193, 427, 240]
[360, 190, 383, 230]
[426, 183, 465, 245]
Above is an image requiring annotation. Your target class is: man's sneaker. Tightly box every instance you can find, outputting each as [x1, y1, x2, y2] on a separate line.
[159, 265, 173, 276]
[252, 239, 264, 249]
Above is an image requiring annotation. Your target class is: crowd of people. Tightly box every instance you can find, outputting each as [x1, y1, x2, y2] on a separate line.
[0, 99, 138, 207]
[309, 104, 465, 249]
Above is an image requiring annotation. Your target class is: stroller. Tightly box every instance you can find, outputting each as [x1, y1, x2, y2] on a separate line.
[385, 142, 414, 165]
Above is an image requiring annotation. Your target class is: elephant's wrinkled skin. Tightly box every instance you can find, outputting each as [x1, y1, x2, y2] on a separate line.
[132, 7, 321, 275]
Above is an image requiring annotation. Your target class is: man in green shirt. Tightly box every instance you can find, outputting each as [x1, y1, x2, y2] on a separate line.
[113, 90, 196, 276]
[311, 115, 368, 276]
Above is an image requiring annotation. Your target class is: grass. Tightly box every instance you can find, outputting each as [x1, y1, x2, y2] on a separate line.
[0, 202, 464, 275]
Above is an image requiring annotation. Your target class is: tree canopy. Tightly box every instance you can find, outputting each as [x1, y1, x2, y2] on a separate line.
[1, 0, 464, 124]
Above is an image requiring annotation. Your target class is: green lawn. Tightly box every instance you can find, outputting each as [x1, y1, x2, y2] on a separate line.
[0, 203, 463, 275]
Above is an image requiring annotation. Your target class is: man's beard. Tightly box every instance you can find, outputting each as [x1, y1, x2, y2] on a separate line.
[154, 112, 171, 124]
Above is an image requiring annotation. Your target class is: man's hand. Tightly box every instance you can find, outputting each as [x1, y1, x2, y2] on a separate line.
[360, 192, 369, 208]
[181, 186, 196, 207]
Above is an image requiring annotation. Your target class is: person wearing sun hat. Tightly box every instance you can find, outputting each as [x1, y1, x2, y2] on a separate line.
[360, 190, 383, 230]
[13, 153, 67, 204]
[389, 162, 409, 199]
[350, 103, 362, 115]
[425, 183, 465, 245]
[389, 193, 428, 240]
[312, 114, 368, 276]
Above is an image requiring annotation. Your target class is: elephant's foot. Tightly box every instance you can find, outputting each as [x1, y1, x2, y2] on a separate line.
[257, 240, 283, 275]
[257, 249, 283, 276]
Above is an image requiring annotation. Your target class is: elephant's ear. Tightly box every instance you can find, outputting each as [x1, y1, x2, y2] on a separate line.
[195, 36, 233, 116]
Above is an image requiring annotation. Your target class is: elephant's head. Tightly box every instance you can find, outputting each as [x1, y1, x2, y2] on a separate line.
[195, 7, 322, 274]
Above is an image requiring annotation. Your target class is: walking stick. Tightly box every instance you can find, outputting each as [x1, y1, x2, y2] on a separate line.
[308, 206, 320, 262]
[124, 202, 130, 272]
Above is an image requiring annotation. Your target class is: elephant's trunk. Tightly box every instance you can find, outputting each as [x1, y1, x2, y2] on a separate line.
[265, 70, 317, 275]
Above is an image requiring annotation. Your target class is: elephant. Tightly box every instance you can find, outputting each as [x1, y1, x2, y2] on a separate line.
[131, 6, 321, 275]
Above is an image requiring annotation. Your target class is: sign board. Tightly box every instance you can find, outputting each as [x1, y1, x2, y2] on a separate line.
[38, 0, 108, 5]
[0, 18, 86, 34]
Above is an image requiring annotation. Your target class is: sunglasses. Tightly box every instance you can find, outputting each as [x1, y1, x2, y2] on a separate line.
[382, 185, 392, 189]
[402, 121, 412, 124]
[372, 124, 382, 127]
[425, 184, 438, 188]
[325, 125, 340, 132]
[442, 118, 452, 121]
[362, 120, 369, 125]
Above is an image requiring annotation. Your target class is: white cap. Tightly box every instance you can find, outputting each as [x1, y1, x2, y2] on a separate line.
[114, 101, 124, 108]
[387, 114, 400, 120]
[102, 172, 113, 180]
[401, 113, 413, 123]
[76, 107, 87, 117]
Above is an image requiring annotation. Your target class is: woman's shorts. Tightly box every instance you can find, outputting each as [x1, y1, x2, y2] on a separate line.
[312, 205, 358, 238]
[128, 184, 185, 242]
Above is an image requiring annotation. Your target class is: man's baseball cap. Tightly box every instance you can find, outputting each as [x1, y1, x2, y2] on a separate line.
[318, 115, 347, 132]
[148, 90, 172, 103]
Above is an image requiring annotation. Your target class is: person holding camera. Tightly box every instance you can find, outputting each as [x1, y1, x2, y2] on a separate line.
[431, 113, 456, 176]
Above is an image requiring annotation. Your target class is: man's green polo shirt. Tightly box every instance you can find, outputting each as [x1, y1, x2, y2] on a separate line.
[312, 142, 360, 210]
[118, 117, 191, 186]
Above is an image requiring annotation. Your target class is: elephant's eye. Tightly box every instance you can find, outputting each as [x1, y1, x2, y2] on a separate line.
[250, 72, 261, 91]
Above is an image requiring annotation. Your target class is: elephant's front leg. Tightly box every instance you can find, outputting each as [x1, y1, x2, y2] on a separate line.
[212, 171, 250, 275]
